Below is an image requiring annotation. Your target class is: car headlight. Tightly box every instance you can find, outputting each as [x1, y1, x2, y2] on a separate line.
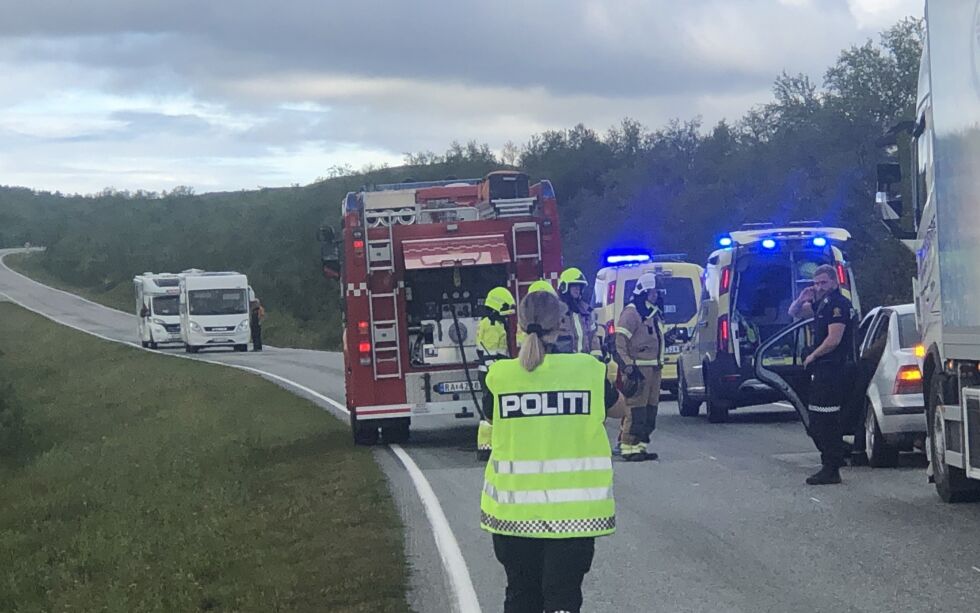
[152, 318, 167, 326]
[189, 321, 202, 332]
[237, 319, 250, 331]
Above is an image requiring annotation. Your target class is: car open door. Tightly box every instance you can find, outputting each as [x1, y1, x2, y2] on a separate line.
[753, 318, 814, 429]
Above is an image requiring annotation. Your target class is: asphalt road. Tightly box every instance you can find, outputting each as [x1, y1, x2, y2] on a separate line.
[4, 249, 980, 613]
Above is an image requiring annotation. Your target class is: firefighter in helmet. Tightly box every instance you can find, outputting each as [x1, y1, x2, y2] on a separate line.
[556, 267, 603, 359]
[614, 272, 665, 462]
[476, 286, 517, 461]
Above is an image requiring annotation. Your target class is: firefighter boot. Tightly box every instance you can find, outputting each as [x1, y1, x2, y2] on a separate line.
[476, 420, 492, 462]
[806, 466, 842, 485]
[622, 442, 648, 462]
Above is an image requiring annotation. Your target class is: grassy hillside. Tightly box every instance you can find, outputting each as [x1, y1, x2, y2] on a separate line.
[0, 303, 408, 612]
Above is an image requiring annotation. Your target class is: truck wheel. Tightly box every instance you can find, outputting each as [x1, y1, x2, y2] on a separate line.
[382, 418, 411, 444]
[141, 341, 150, 348]
[929, 374, 980, 502]
[677, 367, 701, 417]
[705, 366, 732, 423]
[865, 401, 899, 468]
[149, 341, 158, 350]
[235, 344, 248, 352]
[352, 418, 380, 446]
[185, 344, 199, 354]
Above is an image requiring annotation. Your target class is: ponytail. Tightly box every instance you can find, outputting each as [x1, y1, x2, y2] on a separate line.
[517, 292, 562, 372]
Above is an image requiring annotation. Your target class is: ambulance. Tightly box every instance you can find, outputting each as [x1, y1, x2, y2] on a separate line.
[677, 223, 860, 422]
[593, 253, 704, 397]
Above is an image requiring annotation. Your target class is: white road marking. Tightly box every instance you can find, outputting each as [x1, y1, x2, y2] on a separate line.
[390, 445, 482, 613]
[0, 258, 482, 612]
[973, 566, 980, 574]
[810, 497, 821, 503]
[708, 455, 718, 461]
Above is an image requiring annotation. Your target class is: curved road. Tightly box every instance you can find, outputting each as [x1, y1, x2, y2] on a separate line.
[3, 249, 980, 612]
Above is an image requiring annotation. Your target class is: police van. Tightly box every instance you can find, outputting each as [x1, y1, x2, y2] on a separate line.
[593, 253, 704, 397]
[677, 223, 860, 422]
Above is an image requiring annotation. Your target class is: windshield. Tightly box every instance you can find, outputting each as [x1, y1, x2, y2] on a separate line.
[188, 289, 248, 315]
[898, 312, 920, 348]
[152, 295, 179, 316]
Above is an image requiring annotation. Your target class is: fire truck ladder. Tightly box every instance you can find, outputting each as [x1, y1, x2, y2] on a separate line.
[512, 222, 543, 297]
[362, 209, 402, 379]
[367, 290, 402, 380]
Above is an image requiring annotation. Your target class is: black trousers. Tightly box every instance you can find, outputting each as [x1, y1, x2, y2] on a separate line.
[492, 534, 595, 613]
[809, 411, 844, 470]
[808, 362, 846, 469]
[250, 315, 262, 350]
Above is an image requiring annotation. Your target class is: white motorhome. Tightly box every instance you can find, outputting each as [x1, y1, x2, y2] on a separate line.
[875, 0, 980, 501]
[178, 270, 251, 353]
[134, 272, 183, 348]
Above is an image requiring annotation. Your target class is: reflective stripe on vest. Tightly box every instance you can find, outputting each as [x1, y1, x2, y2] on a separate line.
[482, 354, 615, 539]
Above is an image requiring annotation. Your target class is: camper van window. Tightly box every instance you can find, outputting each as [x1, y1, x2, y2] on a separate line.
[152, 295, 179, 316]
[188, 289, 248, 315]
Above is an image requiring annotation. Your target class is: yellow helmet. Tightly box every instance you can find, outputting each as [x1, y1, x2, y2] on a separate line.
[485, 286, 516, 315]
[527, 280, 557, 296]
[557, 267, 588, 293]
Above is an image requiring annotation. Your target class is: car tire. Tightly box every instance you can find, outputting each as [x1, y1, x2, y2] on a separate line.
[235, 344, 248, 352]
[352, 417, 380, 446]
[678, 365, 702, 417]
[929, 373, 980, 503]
[865, 400, 899, 468]
[381, 418, 411, 444]
[705, 365, 732, 423]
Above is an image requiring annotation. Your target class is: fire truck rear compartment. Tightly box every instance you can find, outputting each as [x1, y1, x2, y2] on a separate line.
[405, 264, 509, 367]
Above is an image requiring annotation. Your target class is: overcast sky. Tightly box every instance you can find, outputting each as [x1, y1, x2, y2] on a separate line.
[0, 0, 921, 194]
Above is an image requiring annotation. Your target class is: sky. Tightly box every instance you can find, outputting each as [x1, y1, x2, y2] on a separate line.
[0, 0, 922, 194]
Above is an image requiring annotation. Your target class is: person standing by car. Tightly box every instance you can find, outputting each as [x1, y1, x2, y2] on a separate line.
[482, 289, 622, 613]
[788, 264, 856, 485]
[248, 288, 265, 352]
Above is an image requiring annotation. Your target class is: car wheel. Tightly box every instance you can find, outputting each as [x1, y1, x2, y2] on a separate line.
[678, 365, 702, 417]
[929, 374, 980, 502]
[705, 365, 732, 423]
[351, 417, 380, 446]
[865, 400, 899, 468]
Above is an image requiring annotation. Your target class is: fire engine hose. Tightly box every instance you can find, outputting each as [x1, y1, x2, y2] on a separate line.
[448, 303, 487, 421]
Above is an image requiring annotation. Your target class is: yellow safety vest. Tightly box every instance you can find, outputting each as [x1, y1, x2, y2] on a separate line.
[481, 354, 615, 539]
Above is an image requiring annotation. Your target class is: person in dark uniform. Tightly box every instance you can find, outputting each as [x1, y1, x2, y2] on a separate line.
[248, 288, 265, 352]
[788, 264, 855, 485]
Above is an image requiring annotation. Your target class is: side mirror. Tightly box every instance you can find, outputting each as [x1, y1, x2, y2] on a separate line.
[316, 225, 336, 244]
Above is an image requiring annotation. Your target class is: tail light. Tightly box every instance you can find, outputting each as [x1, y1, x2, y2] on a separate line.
[606, 280, 617, 305]
[357, 320, 369, 335]
[718, 315, 730, 353]
[358, 341, 372, 354]
[893, 364, 923, 395]
[606, 321, 615, 336]
[352, 229, 365, 258]
[835, 262, 848, 287]
[720, 266, 732, 295]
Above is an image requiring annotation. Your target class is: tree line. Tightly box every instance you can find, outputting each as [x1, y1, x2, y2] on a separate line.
[0, 19, 920, 349]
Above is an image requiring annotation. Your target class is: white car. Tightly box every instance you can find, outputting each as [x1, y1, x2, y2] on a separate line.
[856, 304, 925, 467]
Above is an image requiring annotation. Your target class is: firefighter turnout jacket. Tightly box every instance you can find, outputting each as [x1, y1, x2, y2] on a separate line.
[477, 314, 511, 373]
[615, 300, 666, 368]
[557, 298, 602, 358]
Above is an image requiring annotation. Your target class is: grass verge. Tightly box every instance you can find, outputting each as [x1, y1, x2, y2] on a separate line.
[0, 303, 408, 612]
[2, 253, 328, 350]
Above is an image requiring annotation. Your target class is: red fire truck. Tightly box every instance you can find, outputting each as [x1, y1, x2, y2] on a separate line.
[321, 171, 563, 444]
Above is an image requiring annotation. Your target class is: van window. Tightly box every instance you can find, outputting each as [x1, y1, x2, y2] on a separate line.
[152, 295, 179, 316]
[734, 249, 833, 342]
[624, 277, 697, 324]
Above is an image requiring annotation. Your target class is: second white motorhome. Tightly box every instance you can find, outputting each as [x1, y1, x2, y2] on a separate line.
[134, 272, 183, 349]
[178, 270, 251, 353]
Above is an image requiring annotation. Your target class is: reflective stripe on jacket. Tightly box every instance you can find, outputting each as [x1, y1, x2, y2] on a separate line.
[614, 302, 665, 367]
[557, 300, 601, 356]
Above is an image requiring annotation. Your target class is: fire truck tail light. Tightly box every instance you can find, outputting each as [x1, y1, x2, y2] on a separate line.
[353, 239, 365, 250]
[357, 320, 369, 334]
[358, 341, 372, 354]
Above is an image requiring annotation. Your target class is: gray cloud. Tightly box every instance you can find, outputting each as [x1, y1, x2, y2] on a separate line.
[0, 0, 921, 193]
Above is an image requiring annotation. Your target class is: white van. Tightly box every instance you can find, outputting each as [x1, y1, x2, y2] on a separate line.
[178, 271, 251, 353]
[134, 272, 183, 349]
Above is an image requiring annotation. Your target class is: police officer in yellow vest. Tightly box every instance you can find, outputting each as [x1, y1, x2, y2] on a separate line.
[556, 267, 603, 359]
[482, 289, 622, 613]
[614, 272, 666, 462]
[475, 286, 516, 461]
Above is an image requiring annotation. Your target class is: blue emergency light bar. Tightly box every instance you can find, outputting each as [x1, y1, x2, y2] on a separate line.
[761, 238, 777, 250]
[812, 236, 828, 247]
[605, 253, 652, 265]
[718, 236, 733, 247]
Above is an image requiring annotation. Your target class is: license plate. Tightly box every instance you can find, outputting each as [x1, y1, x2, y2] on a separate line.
[665, 345, 681, 354]
[435, 380, 481, 394]
[664, 305, 676, 313]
